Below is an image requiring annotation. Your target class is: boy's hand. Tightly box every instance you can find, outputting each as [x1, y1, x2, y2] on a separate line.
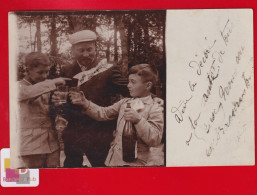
[124, 108, 142, 124]
[52, 91, 61, 106]
[55, 115, 68, 132]
[53, 77, 71, 86]
[69, 91, 89, 107]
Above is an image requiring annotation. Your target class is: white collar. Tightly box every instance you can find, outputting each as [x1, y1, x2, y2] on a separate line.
[128, 95, 153, 111]
[132, 95, 153, 104]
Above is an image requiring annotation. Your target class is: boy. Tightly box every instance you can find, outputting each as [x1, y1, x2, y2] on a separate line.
[16, 52, 69, 168]
[69, 64, 164, 166]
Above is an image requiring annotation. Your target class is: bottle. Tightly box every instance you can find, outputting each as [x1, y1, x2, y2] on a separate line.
[122, 102, 137, 162]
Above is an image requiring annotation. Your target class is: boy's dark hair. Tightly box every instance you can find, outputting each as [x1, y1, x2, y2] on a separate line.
[25, 52, 50, 70]
[129, 64, 158, 89]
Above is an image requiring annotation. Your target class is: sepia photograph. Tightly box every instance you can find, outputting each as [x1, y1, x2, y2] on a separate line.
[9, 10, 166, 169]
[1, 0, 256, 192]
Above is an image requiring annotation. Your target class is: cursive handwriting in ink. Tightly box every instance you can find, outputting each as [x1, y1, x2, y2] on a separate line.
[188, 113, 201, 130]
[188, 40, 217, 76]
[171, 96, 193, 123]
[186, 133, 193, 146]
[206, 141, 214, 157]
[189, 81, 197, 92]
[220, 19, 233, 46]
[242, 72, 251, 88]
[209, 102, 224, 123]
[236, 46, 245, 64]
[202, 63, 220, 102]
[219, 72, 237, 101]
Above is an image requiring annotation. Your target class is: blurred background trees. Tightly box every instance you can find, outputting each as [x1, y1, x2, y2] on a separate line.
[15, 10, 166, 97]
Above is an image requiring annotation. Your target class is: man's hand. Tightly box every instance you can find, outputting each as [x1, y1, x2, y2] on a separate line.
[124, 108, 142, 124]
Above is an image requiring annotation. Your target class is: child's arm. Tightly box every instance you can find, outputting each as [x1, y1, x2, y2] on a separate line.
[82, 100, 123, 121]
[134, 101, 164, 147]
[70, 91, 125, 121]
[18, 78, 68, 101]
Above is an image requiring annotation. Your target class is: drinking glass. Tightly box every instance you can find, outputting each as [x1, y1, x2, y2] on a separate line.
[57, 85, 68, 104]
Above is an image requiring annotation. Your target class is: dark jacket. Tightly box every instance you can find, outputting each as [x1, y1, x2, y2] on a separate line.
[60, 59, 128, 155]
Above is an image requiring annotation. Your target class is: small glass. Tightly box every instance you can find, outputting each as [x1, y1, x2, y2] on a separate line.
[69, 87, 82, 100]
[69, 86, 80, 93]
[57, 85, 68, 104]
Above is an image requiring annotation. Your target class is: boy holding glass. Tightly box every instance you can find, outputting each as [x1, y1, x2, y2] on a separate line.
[16, 52, 69, 168]
[68, 64, 164, 166]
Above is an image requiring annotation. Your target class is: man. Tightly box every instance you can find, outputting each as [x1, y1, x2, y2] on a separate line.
[53, 30, 128, 167]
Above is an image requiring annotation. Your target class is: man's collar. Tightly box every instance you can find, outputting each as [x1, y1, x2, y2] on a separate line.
[73, 58, 113, 86]
[76, 57, 99, 71]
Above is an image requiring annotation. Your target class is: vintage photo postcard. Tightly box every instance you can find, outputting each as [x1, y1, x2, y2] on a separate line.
[9, 9, 254, 169]
[9, 10, 166, 168]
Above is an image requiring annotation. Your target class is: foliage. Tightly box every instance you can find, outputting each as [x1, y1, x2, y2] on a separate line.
[15, 11, 166, 97]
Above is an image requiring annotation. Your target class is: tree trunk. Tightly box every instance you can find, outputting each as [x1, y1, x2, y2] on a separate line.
[67, 15, 75, 33]
[106, 15, 112, 63]
[35, 16, 42, 52]
[133, 14, 138, 64]
[50, 15, 58, 56]
[68, 14, 97, 33]
[143, 16, 150, 62]
[29, 22, 33, 52]
[117, 15, 128, 75]
[114, 15, 118, 63]
[127, 19, 132, 65]
[106, 40, 110, 62]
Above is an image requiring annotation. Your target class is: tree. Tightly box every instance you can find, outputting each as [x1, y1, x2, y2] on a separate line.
[67, 14, 97, 33]
[116, 14, 128, 75]
[16, 10, 166, 98]
[49, 15, 58, 56]
[35, 16, 42, 52]
[113, 15, 118, 62]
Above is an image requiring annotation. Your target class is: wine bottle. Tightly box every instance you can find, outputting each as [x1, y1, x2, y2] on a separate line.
[122, 102, 137, 162]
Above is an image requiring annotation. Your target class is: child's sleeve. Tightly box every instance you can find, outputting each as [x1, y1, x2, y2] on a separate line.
[134, 101, 164, 147]
[82, 98, 126, 121]
[18, 80, 56, 101]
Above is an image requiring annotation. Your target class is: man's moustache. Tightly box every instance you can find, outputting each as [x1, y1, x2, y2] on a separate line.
[81, 57, 93, 62]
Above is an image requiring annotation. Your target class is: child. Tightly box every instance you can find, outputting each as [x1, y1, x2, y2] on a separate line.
[16, 52, 69, 168]
[69, 64, 164, 166]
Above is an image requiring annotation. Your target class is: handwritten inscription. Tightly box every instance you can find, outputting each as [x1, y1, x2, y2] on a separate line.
[171, 18, 252, 157]
[188, 40, 216, 76]
[220, 19, 233, 46]
[219, 72, 236, 101]
[236, 46, 245, 64]
[171, 96, 193, 123]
